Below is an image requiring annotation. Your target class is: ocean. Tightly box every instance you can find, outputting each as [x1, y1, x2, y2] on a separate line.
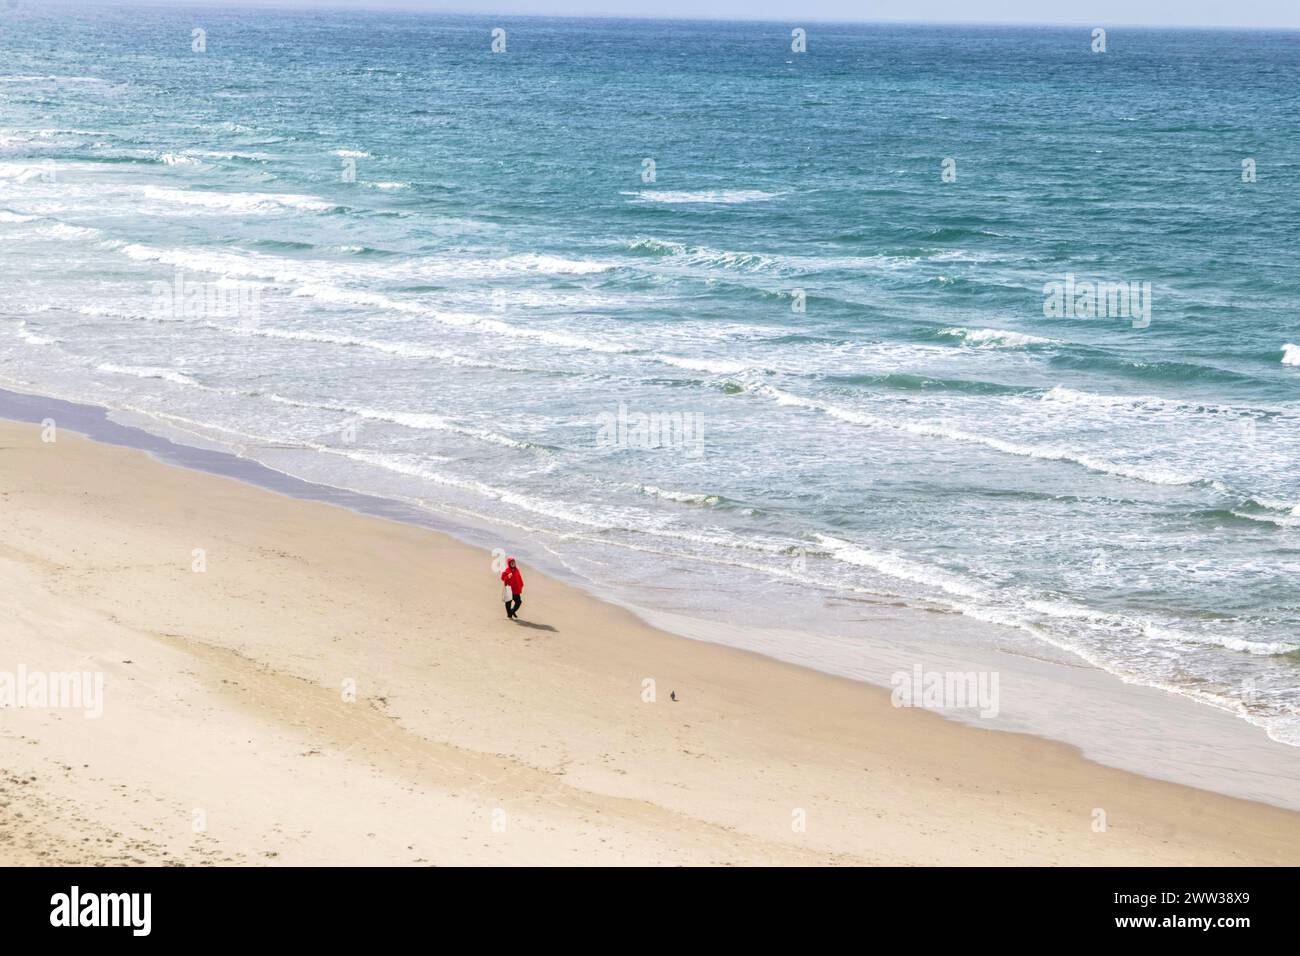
[2, 5, 1299, 747]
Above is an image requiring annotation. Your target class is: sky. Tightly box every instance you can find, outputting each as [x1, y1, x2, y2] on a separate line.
[73, 0, 1300, 29]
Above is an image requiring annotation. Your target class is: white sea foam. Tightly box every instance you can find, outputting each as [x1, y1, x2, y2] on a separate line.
[651, 353, 750, 375]
[14, 322, 54, 346]
[140, 186, 336, 213]
[1039, 385, 1267, 418]
[331, 449, 614, 529]
[1024, 601, 1300, 662]
[815, 534, 988, 600]
[190, 150, 275, 162]
[78, 305, 150, 320]
[122, 244, 333, 287]
[118, 242, 615, 290]
[626, 238, 775, 271]
[260, 394, 538, 451]
[291, 281, 635, 358]
[289, 285, 427, 314]
[624, 189, 780, 204]
[1282, 344, 1300, 366]
[1232, 509, 1300, 529]
[96, 363, 199, 387]
[33, 128, 110, 137]
[637, 485, 722, 507]
[938, 326, 1054, 348]
[1022, 599, 1112, 622]
[476, 316, 627, 353]
[40, 222, 101, 241]
[750, 384, 1200, 486]
[205, 322, 526, 374]
[1142, 623, 1298, 657]
[1252, 496, 1300, 514]
[623, 237, 927, 275]
[291, 286, 620, 354]
[626, 237, 687, 255]
[495, 253, 615, 275]
[0, 75, 110, 84]
[231, 439, 788, 558]
[0, 211, 100, 240]
[222, 324, 440, 357]
[0, 164, 54, 183]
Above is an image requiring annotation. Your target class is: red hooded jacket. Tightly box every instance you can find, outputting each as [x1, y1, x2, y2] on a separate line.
[501, 559, 523, 595]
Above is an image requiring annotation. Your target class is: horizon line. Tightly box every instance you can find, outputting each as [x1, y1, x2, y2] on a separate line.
[56, 1, 1300, 33]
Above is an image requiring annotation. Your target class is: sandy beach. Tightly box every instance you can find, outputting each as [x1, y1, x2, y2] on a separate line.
[0, 415, 1297, 866]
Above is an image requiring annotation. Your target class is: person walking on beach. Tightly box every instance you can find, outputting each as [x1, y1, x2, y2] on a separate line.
[500, 556, 523, 620]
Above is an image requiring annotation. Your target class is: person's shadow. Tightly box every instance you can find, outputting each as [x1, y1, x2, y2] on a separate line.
[512, 619, 558, 633]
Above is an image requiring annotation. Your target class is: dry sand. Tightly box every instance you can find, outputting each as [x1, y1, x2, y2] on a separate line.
[2, 419, 1298, 865]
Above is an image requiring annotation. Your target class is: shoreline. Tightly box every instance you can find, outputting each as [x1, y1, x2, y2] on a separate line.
[2, 394, 1300, 863]
[3, 382, 1300, 813]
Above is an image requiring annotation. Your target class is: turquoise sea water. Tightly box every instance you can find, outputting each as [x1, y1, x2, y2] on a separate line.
[2, 5, 1299, 743]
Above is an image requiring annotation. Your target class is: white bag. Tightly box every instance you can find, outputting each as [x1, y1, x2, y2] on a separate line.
[502, 584, 514, 603]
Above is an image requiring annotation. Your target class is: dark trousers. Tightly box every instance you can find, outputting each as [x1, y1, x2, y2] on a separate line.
[505, 593, 522, 617]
